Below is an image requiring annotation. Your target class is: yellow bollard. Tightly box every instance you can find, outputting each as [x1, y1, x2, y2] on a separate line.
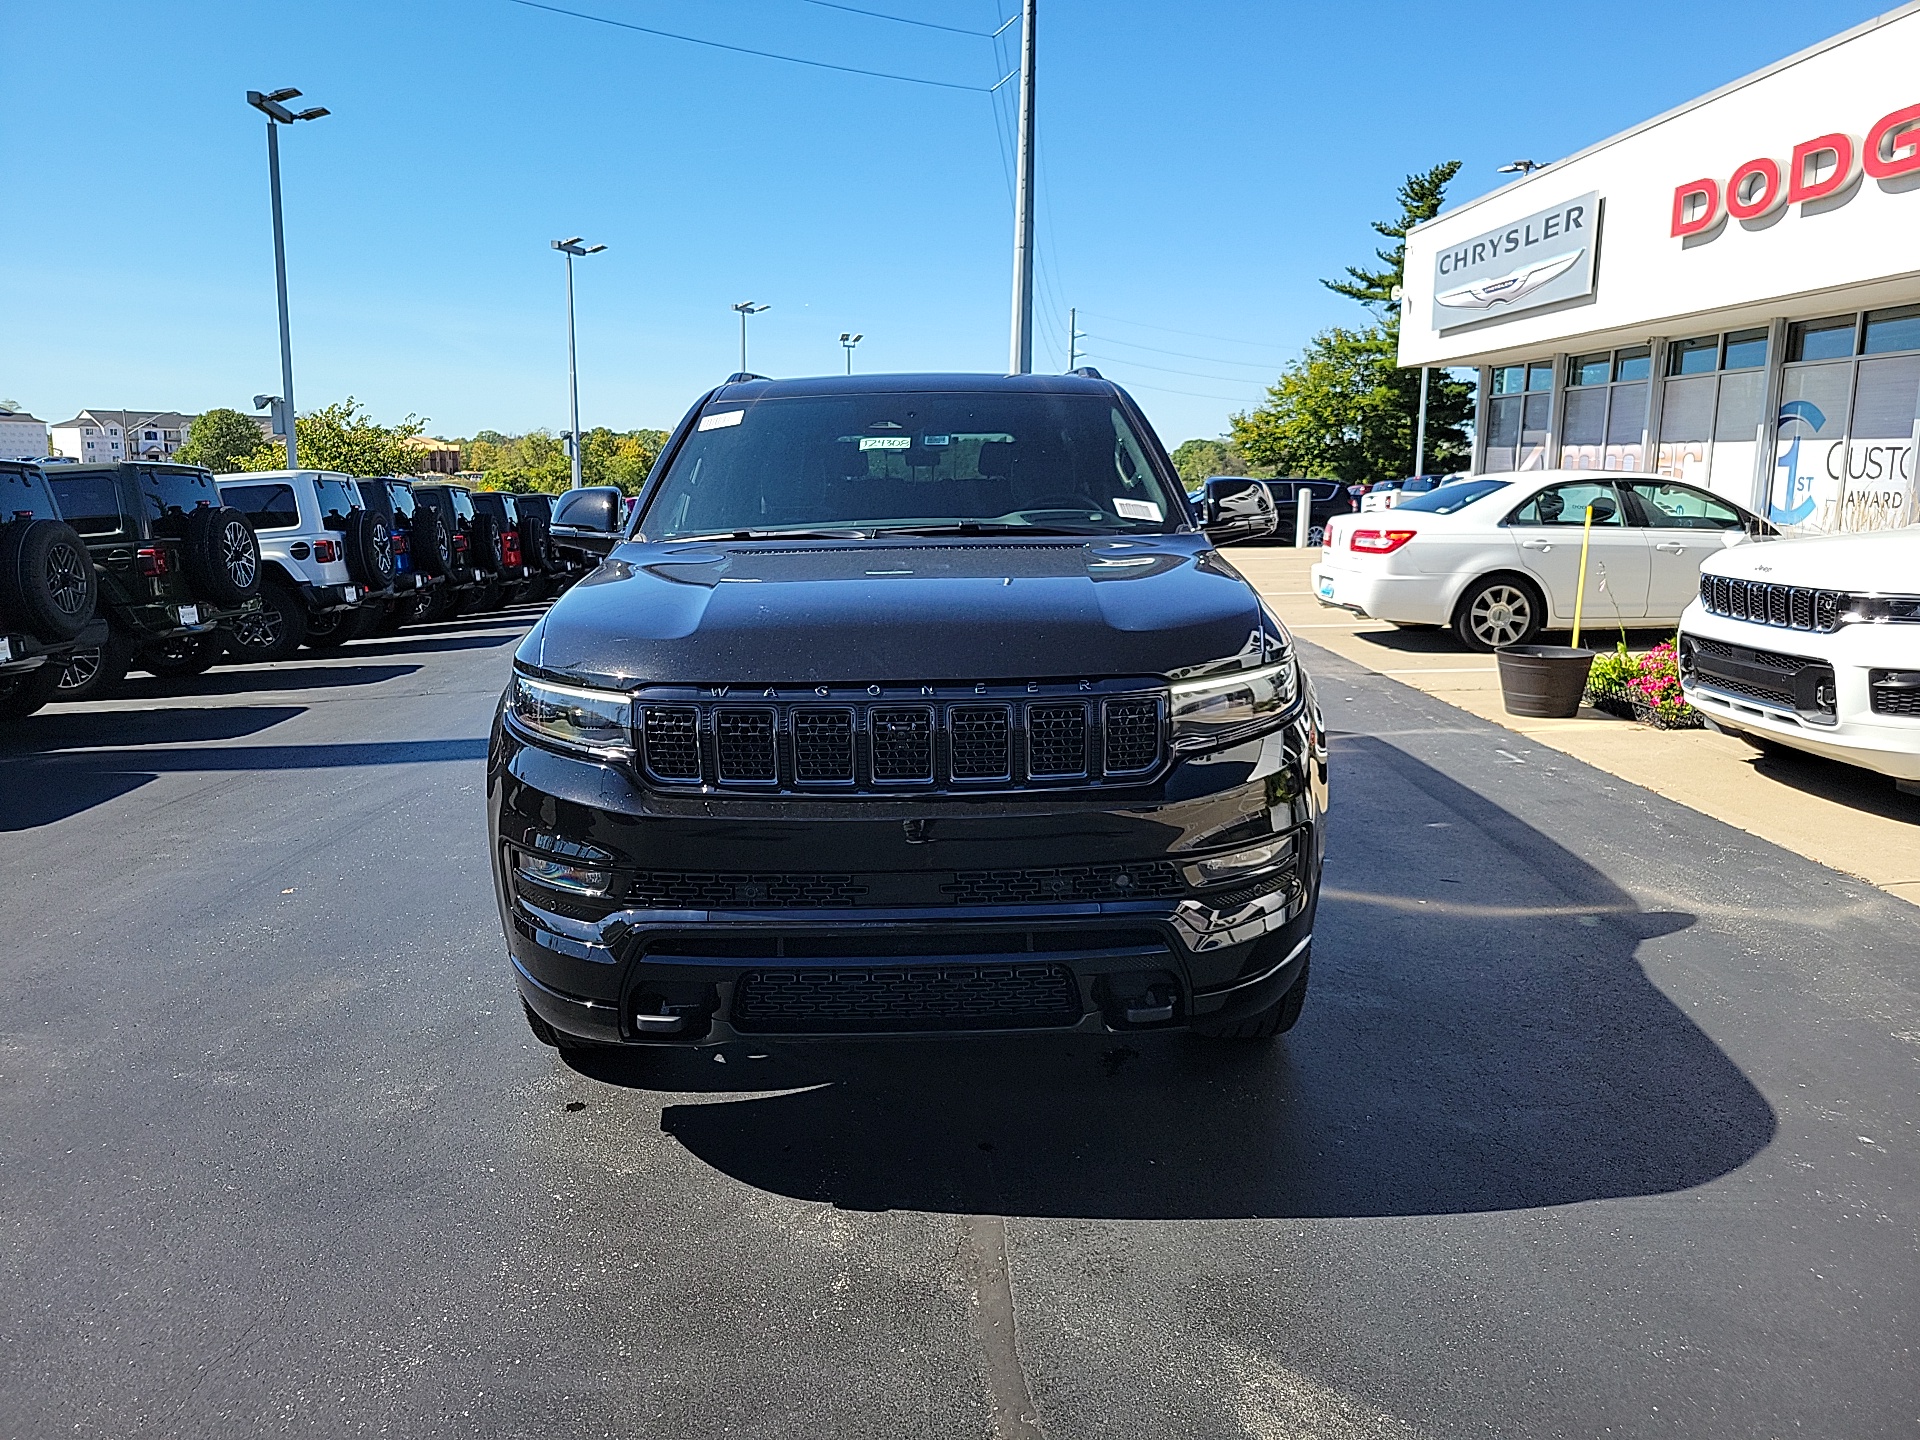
[1572, 502, 1596, 649]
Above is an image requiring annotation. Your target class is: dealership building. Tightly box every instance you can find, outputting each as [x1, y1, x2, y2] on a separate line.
[1399, 3, 1920, 534]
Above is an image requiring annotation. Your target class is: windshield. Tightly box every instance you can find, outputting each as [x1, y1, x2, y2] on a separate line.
[638, 392, 1181, 540]
[1394, 478, 1510, 514]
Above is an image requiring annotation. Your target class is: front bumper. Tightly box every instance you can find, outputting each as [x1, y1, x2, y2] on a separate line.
[1679, 604, 1920, 782]
[488, 705, 1329, 1045]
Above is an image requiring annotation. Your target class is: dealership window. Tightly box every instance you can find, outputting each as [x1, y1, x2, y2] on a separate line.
[1654, 328, 1769, 501]
[1773, 307, 1920, 533]
[1560, 346, 1649, 471]
[1482, 360, 1552, 473]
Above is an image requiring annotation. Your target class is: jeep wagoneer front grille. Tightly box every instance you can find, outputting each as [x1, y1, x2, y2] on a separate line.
[1699, 575, 1848, 633]
[634, 682, 1167, 794]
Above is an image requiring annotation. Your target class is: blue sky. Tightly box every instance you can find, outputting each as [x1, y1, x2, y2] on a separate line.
[3, 0, 1889, 447]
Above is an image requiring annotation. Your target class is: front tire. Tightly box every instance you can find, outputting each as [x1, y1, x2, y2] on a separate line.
[1453, 575, 1545, 652]
[137, 633, 223, 677]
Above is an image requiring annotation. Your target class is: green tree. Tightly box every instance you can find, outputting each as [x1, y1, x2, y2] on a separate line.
[1169, 437, 1267, 489]
[1232, 161, 1476, 482]
[239, 398, 427, 476]
[460, 427, 669, 494]
[175, 408, 269, 474]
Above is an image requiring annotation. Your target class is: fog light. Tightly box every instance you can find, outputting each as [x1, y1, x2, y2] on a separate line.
[516, 852, 613, 895]
[1183, 834, 1296, 888]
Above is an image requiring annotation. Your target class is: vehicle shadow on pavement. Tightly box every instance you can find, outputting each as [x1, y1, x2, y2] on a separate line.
[589, 735, 1776, 1220]
[108, 664, 421, 702]
[1348, 625, 1676, 655]
[1738, 744, 1919, 826]
[325, 634, 524, 660]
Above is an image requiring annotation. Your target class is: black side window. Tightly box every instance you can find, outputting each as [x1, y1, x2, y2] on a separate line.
[220, 484, 300, 531]
[47, 474, 127, 535]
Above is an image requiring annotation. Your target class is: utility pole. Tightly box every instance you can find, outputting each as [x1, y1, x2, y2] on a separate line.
[246, 88, 329, 468]
[1066, 306, 1084, 372]
[1414, 366, 1430, 476]
[733, 301, 770, 373]
[1007, 0, 1036, 374]
[552, 237, 606, 489]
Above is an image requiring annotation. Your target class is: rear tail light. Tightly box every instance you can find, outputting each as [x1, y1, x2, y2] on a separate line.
[137, 546, 169, 577]
[502, 529, 522, 565]
[390, 531, 410, 554]
[1350, 528, 1417, 554]
[453, 533, 469, 551]
[312, 539, 339, 563]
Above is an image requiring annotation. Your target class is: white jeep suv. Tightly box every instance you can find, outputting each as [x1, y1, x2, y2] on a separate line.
[1679, 528, 1920, 793]
[215, 470, 389, 660]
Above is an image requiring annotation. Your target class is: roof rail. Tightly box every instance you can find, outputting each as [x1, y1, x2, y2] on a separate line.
[1068, 366, 1104, 379]
[723, 372, 770, 384]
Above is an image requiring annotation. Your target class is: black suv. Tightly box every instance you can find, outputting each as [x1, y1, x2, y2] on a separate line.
[45, 463, 262, 699]
[507, 492, 569, 599]
[467, 490, 532, 611]
[0, 461, 105, 719]
[490, 373, 1326, 1056]
[408, 483, 486, 622]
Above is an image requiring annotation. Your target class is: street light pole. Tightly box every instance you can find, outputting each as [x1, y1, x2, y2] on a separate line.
[732, 301, 770, 373]
[1007, 0, 1036, 374]
[551, 237, 606, 489]
[840, 332, 863, 374]
[246, 88, 328, 469]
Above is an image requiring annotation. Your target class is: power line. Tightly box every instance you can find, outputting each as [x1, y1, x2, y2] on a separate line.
[795, 0, 998, 37]
[1104, 377, 1261, 404]
[1084, 333, 1280, 369]
[1079, 308, 1296, 352]
[507, 0, 996, 91]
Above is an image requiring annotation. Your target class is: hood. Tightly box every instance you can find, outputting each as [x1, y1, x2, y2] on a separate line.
[519, 535, 1266, 687]
[1702, 527, 1920, 593]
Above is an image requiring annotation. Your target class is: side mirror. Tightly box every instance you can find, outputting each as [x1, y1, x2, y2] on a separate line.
[1586, 497, 1617, 522]
[1201, 476, 1278, 543]
[549, 485, 626, 559]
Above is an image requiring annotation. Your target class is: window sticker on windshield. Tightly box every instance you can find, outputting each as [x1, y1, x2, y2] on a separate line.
[1114, 498, 1162, 521]
[858, 436, 911, 451]
[921, 434, 951, 446]
[698, 410, 745, 431]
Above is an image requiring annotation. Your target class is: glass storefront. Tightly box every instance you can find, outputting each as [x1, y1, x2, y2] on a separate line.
[1561, 346, 1650, 470]
[1652, 327, 1768, 503]
[1482, 360, 1553, 472]
[1770, 306, 1920, 532]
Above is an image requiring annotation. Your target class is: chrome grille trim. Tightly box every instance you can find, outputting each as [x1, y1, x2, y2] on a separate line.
[1699, 575, 1850, 634]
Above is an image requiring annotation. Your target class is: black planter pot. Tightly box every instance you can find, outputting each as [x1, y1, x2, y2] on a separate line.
[1496, 644, 1597, 719]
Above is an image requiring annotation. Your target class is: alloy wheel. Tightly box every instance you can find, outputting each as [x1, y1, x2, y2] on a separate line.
[221, 520, 258, 590]
[233, 609, 284, 649]
[1469, 585, 1533, 648]
[47, 541, 91, 617]
[57, 647, 101, 691]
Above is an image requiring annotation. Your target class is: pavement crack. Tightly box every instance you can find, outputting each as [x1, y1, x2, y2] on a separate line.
[962, 1212, 1045, 1440]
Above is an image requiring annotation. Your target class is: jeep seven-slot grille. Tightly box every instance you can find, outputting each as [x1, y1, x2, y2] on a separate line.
[1700, 575, 1847, 633]
[636, 686, 1165, 792]
[730, 963, 1082, 1033]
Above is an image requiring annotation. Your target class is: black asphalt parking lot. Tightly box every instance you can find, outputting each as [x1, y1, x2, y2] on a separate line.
[2, 607, 1915, 1439]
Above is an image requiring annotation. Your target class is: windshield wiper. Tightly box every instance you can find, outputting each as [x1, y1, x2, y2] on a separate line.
[671, 528, 875, 542]
[871, 522, 1111, 538]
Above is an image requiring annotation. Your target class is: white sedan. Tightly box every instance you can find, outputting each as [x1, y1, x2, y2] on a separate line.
[1310, 469, 1774, 651]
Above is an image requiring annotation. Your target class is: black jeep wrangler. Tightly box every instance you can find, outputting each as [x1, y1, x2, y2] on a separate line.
[491, 372, 1327, 1057]
[407, 483, 486, 623]
[0, 461, 105, 720]
[45, 463, 262, 700]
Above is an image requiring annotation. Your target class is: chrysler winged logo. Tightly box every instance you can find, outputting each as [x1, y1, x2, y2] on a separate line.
[1436, 249, 1585, 310]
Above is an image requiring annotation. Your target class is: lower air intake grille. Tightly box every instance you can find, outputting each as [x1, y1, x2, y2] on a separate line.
[631, 871, 866, 908]
[1028, 702, 1089, 776]
[941, 862, 1184, 904]
[1870, 670, 1920, 716]
[641, 706, 701, 780]
[731, 963, 1081, 1033]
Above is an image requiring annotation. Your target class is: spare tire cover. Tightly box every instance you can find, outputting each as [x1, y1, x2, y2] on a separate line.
[182, 506, 261, 607]
[344, 508, 395, 589]
[409, 505, 451, 577]
[0, 518, 98, 642]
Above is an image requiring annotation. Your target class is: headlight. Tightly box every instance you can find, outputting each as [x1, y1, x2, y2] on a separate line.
[1169, 655, 1299, 752]
[1844, 594, 1920, 624]
[508, 672, 634, 756]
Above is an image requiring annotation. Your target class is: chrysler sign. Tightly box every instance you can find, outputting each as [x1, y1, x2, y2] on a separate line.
[1429, 192, 1600, 331]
